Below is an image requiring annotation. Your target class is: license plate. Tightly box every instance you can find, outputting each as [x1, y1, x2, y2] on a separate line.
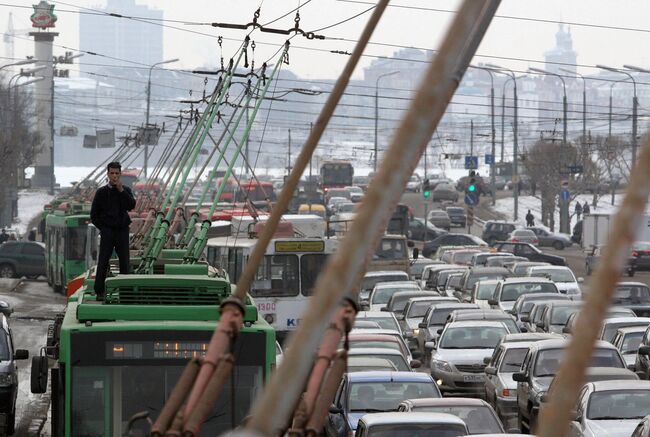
[463, 374, 485, 383]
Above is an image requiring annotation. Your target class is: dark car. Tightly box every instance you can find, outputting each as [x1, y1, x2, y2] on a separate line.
[492, 242, 566, 266]
[482, 221, 518, 246]
[408, 217, 447, 241]
[632, 242, 650, 272]
[423, 234, 487, 258]
[445, 207, 466, 228]
[0, 241, 46, 279]
[586, 245, 636, 277]
[514, 339, 625, 433]
[528, 227, 572, 250]
[612, 282, 650, 317]
[0, 315, 29, 434]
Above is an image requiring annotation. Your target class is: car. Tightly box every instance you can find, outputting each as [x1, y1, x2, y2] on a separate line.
[354, 412, 468, 437]
[352, 320, 383, 330]
[434, 244, 489, 261]
[447, 309, 520, 334]
[628, 324, 650, 379]
[449, 249, 487, 266]
[488, 277, 560, 313]
[568, 380, 650, 437]
[443, 273, 466, 298]
[446, 207, 467, 228]
[382, 291, 427, 316]
[470, 279, 501, 309]
[526, 265, 583, 296]
[408, 217, 447, 241]
[456, 267, 512, 301]
[348, 330, 413, 361]
[366, 281, 421, 312]
[513, 339, 626, 433]
[326, 196, 349, 214]
[612, 326, 646, 370]
[0, 241, 46, 279]
[586, 245, 636, 277]
[536, 301, 582, 334]
[525, 300, 570, 333]
[432, 183, 459, 203]
[359, 271, 410, 302]
[344, 186, 364, 203]
[508, 229, 539, 246]
[632, 241, 650, 271]
[632, 415, 650, 437]
[482, 221, 518, 246]
[405, 174, 422, 192]
[417, 303, 480, 363]
[485, 341, 539, 432]
[611, 282, 650, 317]
[355, 311, 402, 333]
[492, 332, 564, 352]
[427, 209, 452, 230]
[421, 264, 465, 290]
[486, 256, 527, 268]
[325, 371, 441, 437]
[511, 293, 571, 332]
[408, 258, 440, 281]
[492, 242, 567, 266]
[563, 307, 637, 335]
[470, 252, 513, 267]
[397, 397, 505, 434]
[508, 261, 551, 276]
[528, 226, 572, 250]
[430, 267, 469, 294]
[0, 315, 29, 434]
[347, 348, 417, 371]
[430, 320, 510, 396]
[400, 296, 459, 352]
[326, 188, 351, 202]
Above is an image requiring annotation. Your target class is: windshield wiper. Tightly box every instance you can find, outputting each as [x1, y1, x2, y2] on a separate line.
[535, 373, 556, 377]
[349, 408, 387, 413]
[590, 415, 631, 420]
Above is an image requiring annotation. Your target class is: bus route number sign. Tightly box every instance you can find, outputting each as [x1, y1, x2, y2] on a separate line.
[275, 241, 325, 252]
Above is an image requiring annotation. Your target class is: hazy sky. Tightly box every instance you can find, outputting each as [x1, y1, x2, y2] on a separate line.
[4, 0, 650, 80]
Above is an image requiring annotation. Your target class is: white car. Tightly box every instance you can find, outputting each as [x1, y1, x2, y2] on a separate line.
[367, 281, 421, 312]
[526, 265, 583, 296]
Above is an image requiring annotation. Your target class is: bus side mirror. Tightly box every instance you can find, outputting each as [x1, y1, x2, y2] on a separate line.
[31, 355, 48, 394]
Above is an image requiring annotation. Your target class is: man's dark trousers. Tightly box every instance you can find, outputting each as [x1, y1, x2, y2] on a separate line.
[94, 227, 130, 297]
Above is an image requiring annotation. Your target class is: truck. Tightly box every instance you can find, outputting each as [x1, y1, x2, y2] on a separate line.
[582, 213, 650, 249]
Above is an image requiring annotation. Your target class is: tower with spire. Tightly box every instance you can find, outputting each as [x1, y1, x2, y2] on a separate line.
[544, 24, 577, 74]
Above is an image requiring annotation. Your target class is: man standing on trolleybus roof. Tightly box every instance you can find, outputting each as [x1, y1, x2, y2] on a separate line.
[90, 162, 136, 301]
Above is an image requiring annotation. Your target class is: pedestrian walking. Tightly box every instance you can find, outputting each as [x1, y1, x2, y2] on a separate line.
[0, 229, 8, 244]
[583, 201, 591, 215]
[574, 202, 583, 221]
[526, 209, 535, 227]
[90, 162, 136, 301]
[27, 228, 36, 242]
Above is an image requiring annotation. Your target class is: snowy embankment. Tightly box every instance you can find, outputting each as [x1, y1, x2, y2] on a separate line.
[13, 190, 55, 235]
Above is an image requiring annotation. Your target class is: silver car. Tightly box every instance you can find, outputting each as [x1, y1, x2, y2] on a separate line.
[427, 209, 452, 231]
[397, 398, 505, 434]
[508, 229, 539, 245]
[429, 320, 510, 396]
[611, 326, 646, 370]
[485, 341, 536, 432]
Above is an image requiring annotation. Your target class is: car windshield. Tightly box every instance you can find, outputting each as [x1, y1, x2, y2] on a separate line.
[476, 283, 498, 300]
[365, 424, 467, 437]
[550, 306, 581, 324]
[357, 316, 399, 331]
[501, 283, 558, 301]
[338, 204, 355, 213]
[348, 381, 438, 411]
[428, 308, 462, 326]
[389, 294, 422, 313]
[632, 242, 650, 251]
[408, 300, 440, 318]
[587, 390, 650, 420]
[412, 405, 502, 434]
[372, 286, 418, 305]
[612, 285, 650, 304]
[500, 348, 528, 372]
[604, 323, 649, 343]
[373, 239, 408, 261]
[440, 326, 508, 349]
[467, 273, 507, 291]
[534, 348, 624, 377]
[410, 262, 433, 277]
[452, 252, 480, 265]
[621, 332, 644, 354]
[531, 268, 575, 282]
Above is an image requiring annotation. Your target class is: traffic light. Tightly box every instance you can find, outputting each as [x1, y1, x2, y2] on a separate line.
[422, 179, 431, 198]
[467, 171, 477, 194]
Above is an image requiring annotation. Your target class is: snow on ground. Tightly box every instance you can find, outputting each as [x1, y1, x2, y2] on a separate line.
[13, 190, 54, 235]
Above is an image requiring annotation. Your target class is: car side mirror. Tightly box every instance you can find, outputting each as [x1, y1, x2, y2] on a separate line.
[410, 359, 422, 369]
[31, 355, 48, 394]
[521, 315, 530, 323]
[437, 328, 444, 335]
[520, 326, 528, 333]
[425, 341, 436, 350]
[14, 349, 28, 360]
[488, 299, 498, 306]
[418, 322, 427, 329]
[483, 356, 492, 365]
[512, 372, 527, 382]
[485, 366, 497, 375]
[562, 326, 571, 334]
[639, 346, 650, 356]
[328, 405, 342, 415]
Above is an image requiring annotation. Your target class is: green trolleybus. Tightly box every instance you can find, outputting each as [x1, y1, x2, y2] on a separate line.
[45, 203, 91, 293]
[34, 270, 275, 436]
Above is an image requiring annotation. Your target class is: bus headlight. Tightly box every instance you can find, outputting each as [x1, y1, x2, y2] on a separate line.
[0, 373, 12, 387]
[264, 313, 276, 325]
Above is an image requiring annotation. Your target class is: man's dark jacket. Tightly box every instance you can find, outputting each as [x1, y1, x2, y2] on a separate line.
[90, 185, 136, 230]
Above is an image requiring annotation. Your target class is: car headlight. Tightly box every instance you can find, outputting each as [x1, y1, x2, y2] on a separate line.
[0, 373, 12, 387]
[432, 359, 453, 372]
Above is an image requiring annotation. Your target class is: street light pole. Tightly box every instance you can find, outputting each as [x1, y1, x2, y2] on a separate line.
[487, 64, 519, 221]
[145, 58, 179, 178]
[470, 65, 496, 204]
[561, 69, 587, 144]
[374, 71, 400, 172]
[598, 65, 638, 169]
[0, 59, 36, 75]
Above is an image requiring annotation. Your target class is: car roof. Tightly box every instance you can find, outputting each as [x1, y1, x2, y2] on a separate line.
[617, 281, 648, 287]
[407, 296, 456, 304]
[364, 271, 409, 278]
[360, 412, 466, 427]
[603, 317, 650, 324]
[500, 341, 540, 351]
[615, 326, 648, 335]
[404, 397, 490, 407]
[468, 267, 511, 274]
[502, 332, 564, 343]
[346, 371, 434, 383]
[374, 281, 420, 289]
[583, 367, 639, 379]
[590, 380, 650, 391]
[347, 348, 404, 356]
[445, 320, 510, 329]
[499, 276, 555, 284]
[430, 303, 479, 311]
[530, 338, 616, 351]
[517, 293, 569, 301]
[547, 301, 582, 309]
[349, 329, 401, 337]
[356, 311, 396, 318]
[513, 229, 535, 234]
[475, 279, 502, 285]
[348, 334, 400, 342]
[452, 309, 513, 318]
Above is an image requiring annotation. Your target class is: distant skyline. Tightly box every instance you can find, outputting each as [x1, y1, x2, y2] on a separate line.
[4, 1, 650, 80]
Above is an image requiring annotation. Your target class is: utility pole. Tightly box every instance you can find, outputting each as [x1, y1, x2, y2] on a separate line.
[500, 91, 505, 163]
[287, 128, 291, 177]
[309, 122, 313, 209]
[374, 71, 400, 172]
[470, 120, 474, 157]
[469, 65, 496, 204]
[245, 101, 250, 175]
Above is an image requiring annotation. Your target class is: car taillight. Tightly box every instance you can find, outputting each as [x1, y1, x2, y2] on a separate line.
[512, 239, 518, 243]
[502, 388, 510, 397]
[533, 239, 539, 244]
[633, 251, 639, 257]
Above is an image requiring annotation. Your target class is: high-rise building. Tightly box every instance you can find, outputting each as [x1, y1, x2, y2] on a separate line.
[544, 24, 577, 75]
[79, 0, 163, 74]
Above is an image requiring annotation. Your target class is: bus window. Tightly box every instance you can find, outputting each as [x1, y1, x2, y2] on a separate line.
[66, 227, 86, 261]
[374, 239, 407, 260]
[227, 248, 244, 283]
[251, 255, 299, 297]
[301, 254, 328, 296]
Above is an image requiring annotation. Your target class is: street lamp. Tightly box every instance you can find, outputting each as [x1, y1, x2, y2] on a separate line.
[374, 70, 400, 172]
[470, 65, 497, 205]
[145, 58, 179, 178]
[8, 65, 47, 89]
[597, 64, 638, 168]
[560, 68, 587, 144]
[485, 63, 520, 221]
[0, 59, 36, 75]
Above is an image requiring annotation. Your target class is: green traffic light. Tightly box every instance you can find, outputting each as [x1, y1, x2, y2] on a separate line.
[423, 190, 431, 198]
[468, 184, 476, 192]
